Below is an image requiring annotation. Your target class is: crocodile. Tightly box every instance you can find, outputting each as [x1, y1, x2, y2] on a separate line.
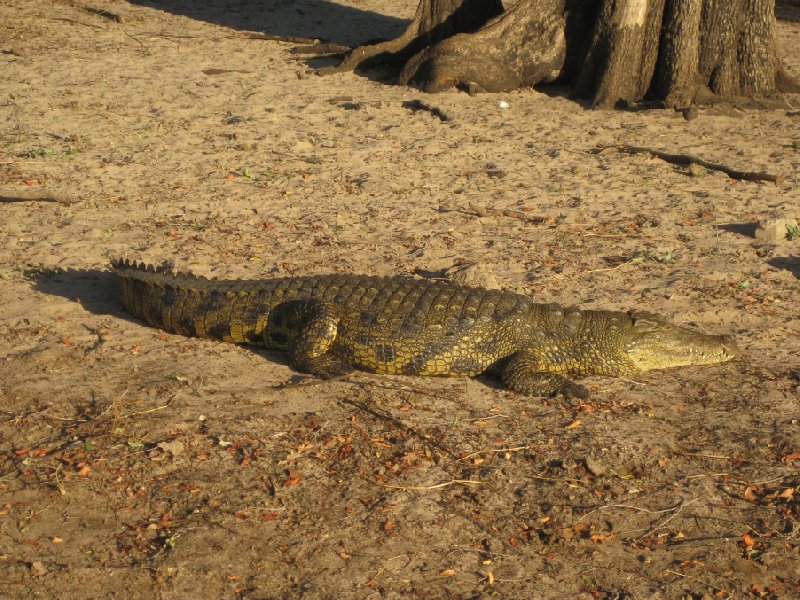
[112, 259, 738, 398]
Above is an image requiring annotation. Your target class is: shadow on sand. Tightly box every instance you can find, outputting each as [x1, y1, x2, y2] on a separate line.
[127, 0, 410, 47]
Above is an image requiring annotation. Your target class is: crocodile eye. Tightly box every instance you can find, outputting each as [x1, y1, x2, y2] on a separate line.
[630, 311, 669, 332]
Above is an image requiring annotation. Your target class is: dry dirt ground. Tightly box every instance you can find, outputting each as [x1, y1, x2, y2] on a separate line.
[2, 1, 800, 598]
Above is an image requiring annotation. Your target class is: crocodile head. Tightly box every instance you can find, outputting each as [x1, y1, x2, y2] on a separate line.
[623, 312, 738, 372]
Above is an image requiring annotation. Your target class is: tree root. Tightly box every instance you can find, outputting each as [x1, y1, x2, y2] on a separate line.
[596, 143, 784, 185]
[0, 189, 81, 205]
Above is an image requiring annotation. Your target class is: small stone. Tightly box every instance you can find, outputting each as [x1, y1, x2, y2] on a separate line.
[687, 163, 705, 177]
[682, 106, 699, 121]
[584, 455, 606, 477]
[754, 217, 798, 242]
[443, 264, 500, 290]
[157, 440, 184, 456]
[29, 561, 47, 576]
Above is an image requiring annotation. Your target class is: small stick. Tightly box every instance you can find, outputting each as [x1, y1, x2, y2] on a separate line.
[290, 43, 351, 56]
[84, 7, 123, 23]
[48, 17, 104, 29]
[401, 99, 452, 123]
[239, 33, 330, 45]
[380, 479, 482, 491]
[636, 497, 700, 541]
[463, 202, 548, 224]
[0, 189, 80, 205]
[665, 569, 727, 594]
[596, 143, 783, 185]
[460, 445, 530, 461]
[342, 398, 454, 457]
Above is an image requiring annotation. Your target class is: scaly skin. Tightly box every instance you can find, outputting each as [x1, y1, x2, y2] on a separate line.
[112, 259, 738, 397]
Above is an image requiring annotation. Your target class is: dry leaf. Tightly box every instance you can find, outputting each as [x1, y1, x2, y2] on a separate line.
[743, 485, 759, 502]
[284, 470, 302, 486]
[781, 451, 800, 464]
[741, 533, 755, 551]
[565, 419, 581, 430]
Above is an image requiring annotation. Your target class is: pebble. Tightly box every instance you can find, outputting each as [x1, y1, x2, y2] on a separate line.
[584, 455, 606, 476]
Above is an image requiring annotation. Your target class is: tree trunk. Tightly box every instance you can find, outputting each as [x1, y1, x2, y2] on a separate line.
[317, 0, 503, 76]
[320, 0, 800, 107]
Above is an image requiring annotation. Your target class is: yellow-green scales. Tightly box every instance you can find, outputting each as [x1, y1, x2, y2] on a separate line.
[113, 259, 737, 398]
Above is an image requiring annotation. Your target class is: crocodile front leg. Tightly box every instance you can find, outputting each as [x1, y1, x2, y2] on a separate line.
[265, 299, 355, 379]
[501, 350, 589, 398]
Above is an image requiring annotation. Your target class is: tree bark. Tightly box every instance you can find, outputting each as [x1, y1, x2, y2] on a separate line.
[317, 0, 503, 76]
[317, 0, 799, 107]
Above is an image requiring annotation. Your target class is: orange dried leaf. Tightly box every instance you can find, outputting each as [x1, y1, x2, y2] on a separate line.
[589, 532, 615, 543]
[284, 470, 302, 486]
[77, 464, 92, 476]
[781, 451, 800, 464]
[383, 520, 394, 535]
[743, 485, 759, 502]
[741, 533, 755, 550]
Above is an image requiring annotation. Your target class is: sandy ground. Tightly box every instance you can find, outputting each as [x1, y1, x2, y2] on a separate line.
[1, 1, 799, 598]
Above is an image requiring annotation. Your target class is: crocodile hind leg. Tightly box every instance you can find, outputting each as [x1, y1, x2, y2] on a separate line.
[501, 350, 589, 398]
[265, 299, 355, 379]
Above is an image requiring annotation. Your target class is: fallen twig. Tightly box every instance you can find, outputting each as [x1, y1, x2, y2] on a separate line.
[48, 17, 104, 29]
[239, 32, 331, 45]
[380, 479, 482, 491]
[635, 497, 701, 541]
[460, 445, 530, 461]
[84, 7, 123, 23]
[467, 202, 548, 223]
[665, 569, 727, 595]
[0, 189, 81, 205]
[595, 143, 784, 185]
[341, 398, 454, 457]
[290, 42, 352, 56]
[437, 202, 548, 224]
[401, 99, 452, 123]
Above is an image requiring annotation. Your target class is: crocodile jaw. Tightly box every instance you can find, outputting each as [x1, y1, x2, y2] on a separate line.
[623, 313, 738, 372]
